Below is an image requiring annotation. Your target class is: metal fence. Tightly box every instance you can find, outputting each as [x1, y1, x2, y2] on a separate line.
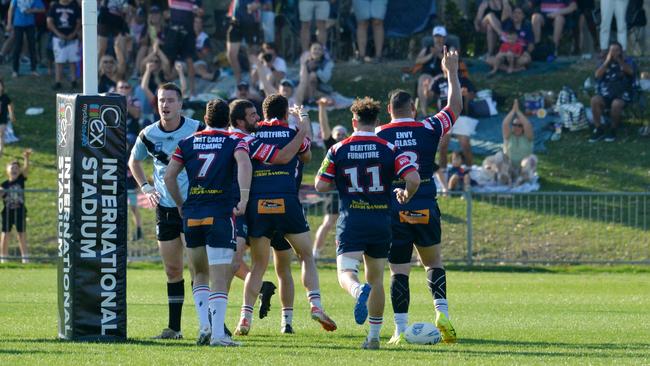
[3, 189, 649, 265]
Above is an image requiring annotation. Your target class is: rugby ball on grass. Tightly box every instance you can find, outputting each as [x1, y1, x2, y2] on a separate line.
[404, 322, 442, 345]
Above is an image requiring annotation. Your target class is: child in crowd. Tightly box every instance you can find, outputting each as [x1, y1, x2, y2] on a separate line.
[0, 148, 31, 263]
[489, 30, 525, 75]
[447, 151, 471, 192]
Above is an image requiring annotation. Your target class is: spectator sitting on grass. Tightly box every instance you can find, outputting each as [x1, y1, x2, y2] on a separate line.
[295, 42, 334, 106]
[487, 29, 527, 75]
[251, 42, 287, 92]
[426, 62, 476, 191]
[0, 148, 31, 264]
[588, 41, 634, 143]
[447, 151, 471, 192]
[415, 26, 446, 117]
[502, 98, 537, 185]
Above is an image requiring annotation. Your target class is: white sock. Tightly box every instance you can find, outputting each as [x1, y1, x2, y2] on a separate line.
[240, 304, 254, 322]
[350, 282, 362, 299]
[368, 316, 383, 340]
[394, 313, 408, 335]
[281, 307, 293, 327]
[434, 299, 449, 319]
[209, 292, 228, 338]
[192, 285, 211, 330]
[307, 290, 322, 309]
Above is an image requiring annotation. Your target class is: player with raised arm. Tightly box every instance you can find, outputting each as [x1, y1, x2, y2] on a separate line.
[229, 99, 310, 331]
[128, 83, 203, 340]
[315, 97, 421, 350]
[235, 94, 337, 336]
[164, 98, 251, 347]
[376, 47, 462, 344]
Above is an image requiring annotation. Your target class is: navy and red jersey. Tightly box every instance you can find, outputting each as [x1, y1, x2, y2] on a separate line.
[250, 119, 310, 198]
[317, 131, 417, 227]
[172, 128, 248, 219]
[376, 107, 456, 204]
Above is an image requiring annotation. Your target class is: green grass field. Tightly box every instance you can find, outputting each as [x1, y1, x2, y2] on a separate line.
[1, 265, 650, 365]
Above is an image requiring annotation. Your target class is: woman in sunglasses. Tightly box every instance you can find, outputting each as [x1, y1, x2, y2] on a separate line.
[502, 99, 537, 185]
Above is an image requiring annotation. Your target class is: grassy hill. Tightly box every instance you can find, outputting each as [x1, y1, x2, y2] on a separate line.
[0, 57, 648, 258]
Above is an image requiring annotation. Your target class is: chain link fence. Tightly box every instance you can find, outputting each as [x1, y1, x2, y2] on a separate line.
[3, 189, 648, 265]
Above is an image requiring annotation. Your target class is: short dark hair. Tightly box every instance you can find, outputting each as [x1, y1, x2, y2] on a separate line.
[262, 94, 288, 120]
[204, 98, 230, 128]
[350, 97, 381, 125]
[229, 99, 255, 128]
[157, 82, 182, 100]
[389, 89, 413, 113]
[610, 41, 623, 50]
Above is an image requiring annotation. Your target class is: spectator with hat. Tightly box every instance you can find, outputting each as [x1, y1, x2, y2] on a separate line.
[415, 26, 447, 117]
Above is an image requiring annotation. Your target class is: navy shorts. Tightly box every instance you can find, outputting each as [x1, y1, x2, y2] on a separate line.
[247, 196, 310, 239]
[388, 202, 442, 264]
[235, 214, 248, 239]
[270, 231, 292, 251]
[183, 215, 237, 249]
[336, 213, 391, 259]
[156, 206, 184, 241]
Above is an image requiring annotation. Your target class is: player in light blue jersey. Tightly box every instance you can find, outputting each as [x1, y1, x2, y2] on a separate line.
[128, 83, 203, 340]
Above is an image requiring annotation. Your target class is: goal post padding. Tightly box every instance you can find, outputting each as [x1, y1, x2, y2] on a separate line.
[56, 93, 128, 341]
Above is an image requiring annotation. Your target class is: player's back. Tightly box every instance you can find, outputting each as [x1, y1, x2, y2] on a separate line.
[251, 119, 303, 197]
[377, 108, 455, 205]
[173, 129, 247, 218]
[320, 132, 413, 243]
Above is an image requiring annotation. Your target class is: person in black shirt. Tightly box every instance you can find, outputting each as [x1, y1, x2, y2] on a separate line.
[0, 80, 16, 157]
[415, 26, 447, 117]
[0, 148, 31, 264]
[589, 41, 635, 143]
[313, 97, 348, 259]
[47, 0, 81, 90]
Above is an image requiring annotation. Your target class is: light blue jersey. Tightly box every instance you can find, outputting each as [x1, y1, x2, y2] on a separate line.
[131, 116, 203, 208]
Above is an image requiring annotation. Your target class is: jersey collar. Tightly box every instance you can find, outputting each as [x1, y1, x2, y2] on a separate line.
[390, 118, 416, 123]
[258, 118, 289, 127]
[351, 131, 377, 137]
[229, 127, 249, 135]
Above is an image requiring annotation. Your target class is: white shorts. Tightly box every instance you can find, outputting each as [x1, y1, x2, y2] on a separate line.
[207, 247, 235, 266]
[53, 37, 80, 64]
[451, 115, 479, 136]
[352, 0, 388, 21]
[299, 0, 330, 22]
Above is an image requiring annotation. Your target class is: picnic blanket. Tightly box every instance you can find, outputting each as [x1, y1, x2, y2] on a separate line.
[446, 113, 555, 155]
[466, 59, 574, 77]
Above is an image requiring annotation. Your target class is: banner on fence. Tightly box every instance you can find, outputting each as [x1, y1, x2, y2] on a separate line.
[56, 94, 127, 341]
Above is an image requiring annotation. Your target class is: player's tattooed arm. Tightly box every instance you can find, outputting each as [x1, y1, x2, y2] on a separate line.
[394, 170, 421, 205]
[233, 150, 252, 216]
[272, 105, 311, 164]
[442, 47, 463, 120]
[164, 158, 185, 217]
